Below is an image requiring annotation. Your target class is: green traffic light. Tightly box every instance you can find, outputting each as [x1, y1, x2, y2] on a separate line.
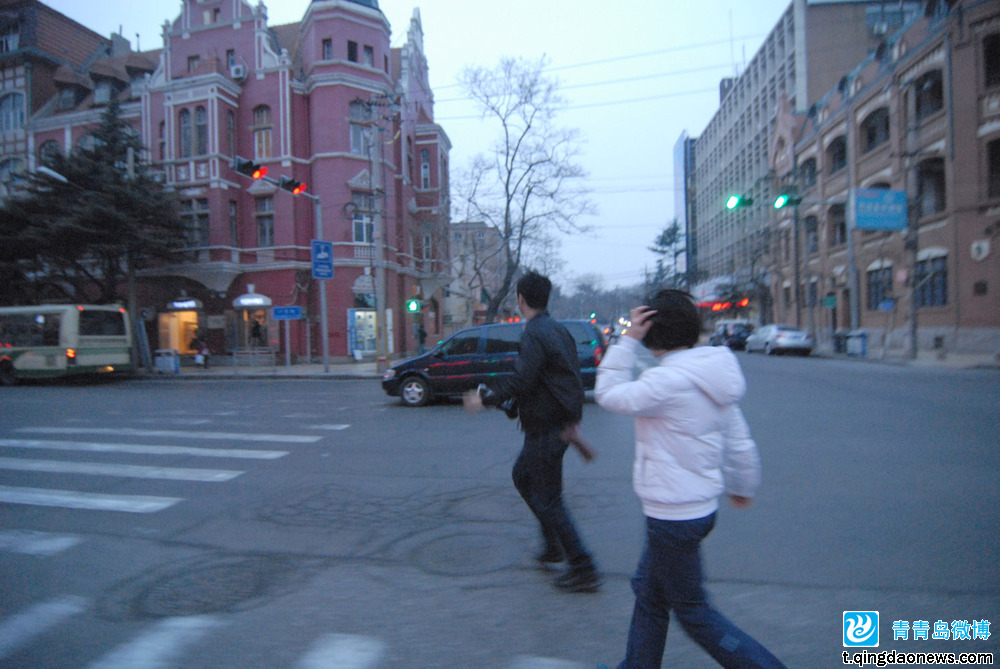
[774, 194, 789, 209]
[405, 299, 421, 313]
[726, 195, 740, 209]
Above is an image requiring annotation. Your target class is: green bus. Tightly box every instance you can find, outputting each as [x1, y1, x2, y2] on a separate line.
[0, 304, 133, 385]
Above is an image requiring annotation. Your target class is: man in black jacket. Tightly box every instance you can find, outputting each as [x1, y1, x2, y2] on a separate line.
[464, 271, 600, 593]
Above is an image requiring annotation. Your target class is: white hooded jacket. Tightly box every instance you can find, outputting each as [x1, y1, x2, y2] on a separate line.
[595, 337, 761, 521]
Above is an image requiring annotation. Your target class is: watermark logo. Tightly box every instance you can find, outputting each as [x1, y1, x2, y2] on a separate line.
[844, 611, 879, 647]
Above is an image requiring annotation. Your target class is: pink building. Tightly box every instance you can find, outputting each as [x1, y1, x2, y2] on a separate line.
[21, 0, 451, 364]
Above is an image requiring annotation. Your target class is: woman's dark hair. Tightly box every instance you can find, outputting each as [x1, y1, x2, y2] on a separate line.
[516, 271, 552, 310]
[642, 289, 702, 351]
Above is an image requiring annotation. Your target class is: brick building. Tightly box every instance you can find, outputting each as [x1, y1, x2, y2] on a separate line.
[3, 0, 451, 363]
[769, 0, 1000, 354]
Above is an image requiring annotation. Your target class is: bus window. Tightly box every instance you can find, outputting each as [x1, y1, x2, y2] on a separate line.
[80, 309, 126, 336]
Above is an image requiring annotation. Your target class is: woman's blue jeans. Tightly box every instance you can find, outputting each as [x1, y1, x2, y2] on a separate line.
[618, 513, 786, 668]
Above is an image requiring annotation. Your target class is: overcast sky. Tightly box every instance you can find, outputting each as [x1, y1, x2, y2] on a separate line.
[44, 0, 792, 292]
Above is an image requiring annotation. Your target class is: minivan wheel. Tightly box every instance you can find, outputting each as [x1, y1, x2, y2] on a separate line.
[0, 361, 17, 386]
[400, 376, 430, 407]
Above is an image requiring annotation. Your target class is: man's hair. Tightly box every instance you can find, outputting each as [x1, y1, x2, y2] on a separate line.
[516, 271, 552, 310]
[642, 289, 702, 351]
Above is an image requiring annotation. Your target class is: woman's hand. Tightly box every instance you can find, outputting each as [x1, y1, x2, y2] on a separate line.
[626, 306, 657, 341]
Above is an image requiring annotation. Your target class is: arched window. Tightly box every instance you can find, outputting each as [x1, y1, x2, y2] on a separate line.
[985, 34, 1000, 88]
[195, 106, 208, 156]
[860, 108, 890, 154]
[38, 140, 63, 165]
[916, 158, 946, 217]
[914, 70, 943, 122]
[804, 215, 819, 254]
[0, 92, 25, 132]
[253, 105, 271, 159]
[799, 157, 817, 188]
[827, 135, 847, 173]
[179, 109, 192, 158]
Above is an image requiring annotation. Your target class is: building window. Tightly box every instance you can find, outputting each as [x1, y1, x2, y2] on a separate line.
[0, 92, 25, 132]
[800, 157, 817, 188]
[94, 81, 112, 105]
[179, 108, 192, 158]
[229, 201, 238, 247]
[0, 157, 24, 187]
[226, 50, 236, 68]
[829, 204, 847, 247]
[916, 158, 946, 218]
[420, 149, 430, 188]
[158, 120, 165, 161]
[985, 34, 1000, 88]
[349, 102, 371, 155]
[347, 40, 358, 62]
[423, 234, 432, 260]
[195, 106, 208, 156]
[915, 255, 948, 308]
[226, 110, 235, 157]
[867, 266, 892, 310]
[253, 105, 272, 159]
[322, 39, 332, 60]
[256, 196, 274, 247]
[0, 23, 19, 53]
[182, 198, 211, 247]
[914, 70, 943, 122]
[804, 215, 819, 254]
[988, 138, 1000, 199]
[38, 140, 62, 166]
[58, 88, 77, 110]
[363, 45, 374, 67]
[351, 193, 374, 243]
[860, 107, 889, 154]
[827, 135, 847, 173]
[187, 55, 200, 74]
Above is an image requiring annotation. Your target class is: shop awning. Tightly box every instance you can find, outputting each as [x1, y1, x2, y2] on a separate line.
[233, 291, 272, 309]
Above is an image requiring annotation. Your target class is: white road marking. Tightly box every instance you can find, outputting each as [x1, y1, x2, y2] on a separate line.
[0, 486, 182, 513]
[298, 633, 386, 669]
[18, 427, 321, 443]
[0, 457, 243, 482]
[306, 424, 351, 430]
[0, 530, 82, 556]
[0, 595, 89, 659]
[0, 438, 288, 459]
[510, 658, 587, 669]
[85, 616, 223, 669]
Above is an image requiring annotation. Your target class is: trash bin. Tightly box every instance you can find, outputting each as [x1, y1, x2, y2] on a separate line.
[154, 349, 180, 374]
[846, 331, 868, 357]
[833, 330, 849, 354]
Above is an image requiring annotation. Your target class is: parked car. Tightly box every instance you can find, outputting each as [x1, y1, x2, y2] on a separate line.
[708, 321, 754, 350]
[744, 324, 815, 356]
[382, 320, 606, 406]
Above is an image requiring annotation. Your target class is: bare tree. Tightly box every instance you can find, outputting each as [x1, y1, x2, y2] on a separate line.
[455, 56, 594, 322]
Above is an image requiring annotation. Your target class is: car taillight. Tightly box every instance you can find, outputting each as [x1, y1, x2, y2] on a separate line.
[594, 346, 604, 365]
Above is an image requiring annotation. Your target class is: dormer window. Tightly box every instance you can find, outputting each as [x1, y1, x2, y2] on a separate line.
[59, 88, 77, 110]
[94, 81, 112, 104]
[0, 23, 18, 53]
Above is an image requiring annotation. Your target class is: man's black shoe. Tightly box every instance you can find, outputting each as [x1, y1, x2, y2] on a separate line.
[553, 566, 601, 593]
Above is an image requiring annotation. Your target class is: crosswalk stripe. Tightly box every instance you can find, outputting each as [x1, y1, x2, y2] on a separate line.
[0, 595, 89, 659]
[0, 438, 289, 460]
[510, 658, 587, 669]
[85, 615, 223, 669]
[0, 457, 243, 482]
[19, 427, 322, 443]
[0, 530, 82, 556]
[0, 486, 182, 513]
[298, 633, 386, 669]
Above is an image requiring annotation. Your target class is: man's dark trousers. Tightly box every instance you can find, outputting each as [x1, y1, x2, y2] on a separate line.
[512, 428, 592, 566]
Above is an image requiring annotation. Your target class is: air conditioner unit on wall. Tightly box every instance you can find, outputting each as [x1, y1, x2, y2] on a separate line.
[230, 64, 246, 80]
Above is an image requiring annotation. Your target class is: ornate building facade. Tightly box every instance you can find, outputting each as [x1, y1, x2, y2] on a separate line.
[4, 0, 451, 362]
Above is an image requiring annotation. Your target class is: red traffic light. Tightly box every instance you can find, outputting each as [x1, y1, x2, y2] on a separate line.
[233, 157, 267, 180]
[279, 176, 307, 195]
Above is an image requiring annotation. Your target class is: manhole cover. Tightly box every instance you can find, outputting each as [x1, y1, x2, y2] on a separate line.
[412, 533, 519, 576]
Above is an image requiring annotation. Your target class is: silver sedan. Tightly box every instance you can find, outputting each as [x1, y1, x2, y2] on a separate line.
[745, 324, 814, 356]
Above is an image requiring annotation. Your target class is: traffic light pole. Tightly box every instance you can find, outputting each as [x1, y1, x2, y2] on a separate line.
[305, 193, 330, 373]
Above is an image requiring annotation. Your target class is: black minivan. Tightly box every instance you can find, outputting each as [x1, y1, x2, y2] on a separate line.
[381, 320, 605, 406]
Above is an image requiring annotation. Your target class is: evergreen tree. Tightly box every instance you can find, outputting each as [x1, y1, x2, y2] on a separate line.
[0, 100, 185, 305]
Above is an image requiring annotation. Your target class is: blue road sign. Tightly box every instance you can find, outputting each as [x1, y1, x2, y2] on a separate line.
[272, 306, 303, 320]
[311, 240, 334, 279]
[854, 188, 907, 231]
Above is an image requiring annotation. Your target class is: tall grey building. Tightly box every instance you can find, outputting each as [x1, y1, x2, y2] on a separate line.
[687, 0, 921, 305]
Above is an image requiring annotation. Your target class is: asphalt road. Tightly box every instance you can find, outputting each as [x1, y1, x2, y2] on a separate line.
[1, 355, 997, 668]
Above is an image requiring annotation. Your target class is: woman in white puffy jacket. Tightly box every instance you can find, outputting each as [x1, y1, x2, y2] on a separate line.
[596, 290, 786, 669]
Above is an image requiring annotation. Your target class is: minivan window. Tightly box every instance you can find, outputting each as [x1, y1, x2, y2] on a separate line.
[440, 329, 480, 356]
[564, 322, 597, 346]
[484, 324, 522, 353]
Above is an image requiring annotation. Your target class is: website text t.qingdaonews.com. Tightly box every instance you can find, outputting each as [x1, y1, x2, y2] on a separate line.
[843, 650, 994, 666]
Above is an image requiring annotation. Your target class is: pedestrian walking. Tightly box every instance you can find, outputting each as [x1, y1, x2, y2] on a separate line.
[595, 290, 786, 668]
[463, 271, 601, 593]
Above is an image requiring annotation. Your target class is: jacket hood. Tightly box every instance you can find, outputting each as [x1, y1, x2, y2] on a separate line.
[663, 346, 746, 406]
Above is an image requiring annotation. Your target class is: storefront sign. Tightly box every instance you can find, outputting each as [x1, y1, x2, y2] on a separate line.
[168, 298, 202, 310]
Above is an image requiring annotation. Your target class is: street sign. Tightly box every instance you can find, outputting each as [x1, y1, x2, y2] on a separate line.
[854, 188, 907, 231]
[272, 306, 303, 320]
[311, 240, 334, 279]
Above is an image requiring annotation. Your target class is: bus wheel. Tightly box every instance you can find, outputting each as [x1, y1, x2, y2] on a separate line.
[0, 361, 17, 386]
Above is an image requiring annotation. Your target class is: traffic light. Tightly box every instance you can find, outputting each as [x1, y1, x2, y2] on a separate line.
[773, 192, 802, 209]
[405, 298, 422, 313]
[589, 312, 597, 324]
[725, 194, 754, 209]
[233, 157, 267, 179]
[279, 175, 307, 195]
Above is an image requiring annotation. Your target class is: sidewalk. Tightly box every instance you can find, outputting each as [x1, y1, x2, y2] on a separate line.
[141, 347, 999, 381]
